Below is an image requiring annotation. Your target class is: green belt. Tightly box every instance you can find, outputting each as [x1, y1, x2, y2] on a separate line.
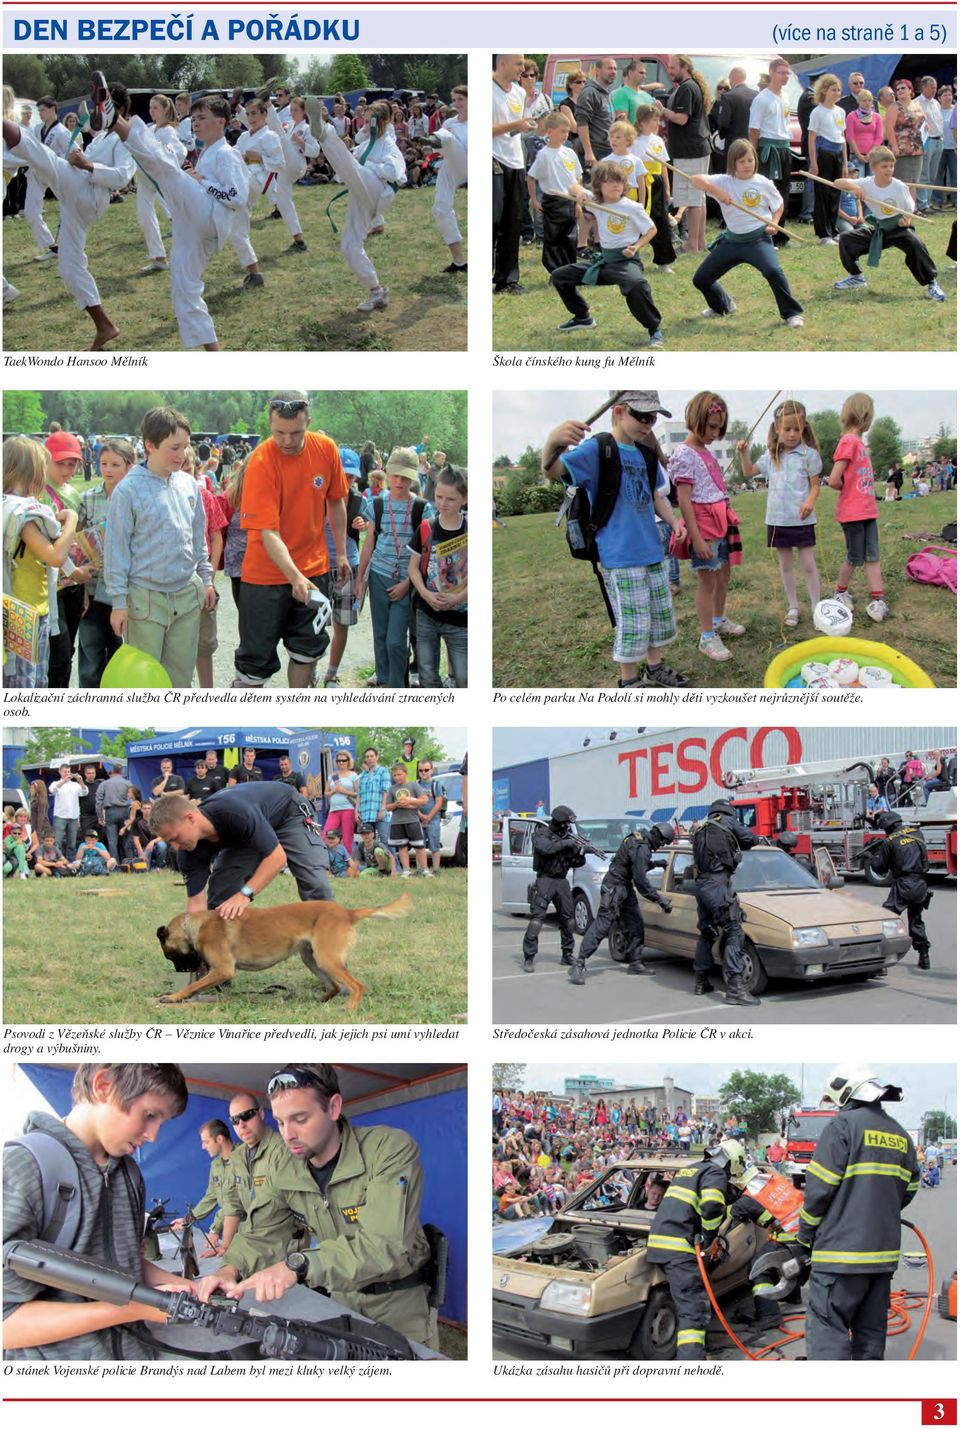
[583, 246, 639, 285]
[866, 213, 904, 268]
[708, 224, 769, 251]
[325, 128, 378, 234]
[758, 137, 790, 180]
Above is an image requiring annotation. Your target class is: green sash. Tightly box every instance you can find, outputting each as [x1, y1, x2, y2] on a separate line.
[866, 213, 904, 268]
[758, 137, 789, 180]
[583, 246, 639, 285]
[707, 224, 768, 251]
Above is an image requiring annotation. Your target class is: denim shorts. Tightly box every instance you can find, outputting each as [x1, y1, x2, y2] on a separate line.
[423, 814, 442, 853]
[691, 534, 730, 572]
[841, 518, 880, 567]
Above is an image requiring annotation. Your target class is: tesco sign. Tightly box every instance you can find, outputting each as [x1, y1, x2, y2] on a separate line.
[616, 727, 805, 799]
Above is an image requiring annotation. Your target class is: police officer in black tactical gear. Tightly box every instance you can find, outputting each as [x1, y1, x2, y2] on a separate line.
[775, 829, 817, 876]
[861, 811, 932, 969]
[569, 824, 675, 986]
[692, 799, 759, 1006]
[521, 806, 586, 972]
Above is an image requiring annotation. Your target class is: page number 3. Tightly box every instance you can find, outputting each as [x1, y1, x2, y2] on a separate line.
[922, 1403, 957, 1426]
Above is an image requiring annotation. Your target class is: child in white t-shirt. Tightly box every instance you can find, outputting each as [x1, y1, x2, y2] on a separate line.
[833, 145, 945, 300]
[632, 108, 675, 271]
[607, 120, 645, 202]
[527, 110, 581, 272]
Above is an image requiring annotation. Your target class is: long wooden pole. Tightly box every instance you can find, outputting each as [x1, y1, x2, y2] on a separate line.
[796, 169, 934, 224]
[659, 158, 807, 242]
[902, 180, 958, 194]
[721, 390, 784, 480]
[584, 391, 627, 425]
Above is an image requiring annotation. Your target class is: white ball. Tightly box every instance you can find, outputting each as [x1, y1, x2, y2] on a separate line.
[806, 675, 840, 688]
[827, 657, 859, 686]
[859, 665, 894, 688]
[801, 661, 830, 685]
[813, 598, 854, 637]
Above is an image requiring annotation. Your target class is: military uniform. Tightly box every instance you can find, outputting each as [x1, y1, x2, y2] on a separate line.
[863, 821, 932, 968]
[798, 1100, 920, 1359]
[190, 1152, 234, 1236]
[692, 805, 759, 1000]
[573, 829, 670, 981]
[223, 1117, 438, 1349]
[522, 814, 586, 968]
[646, 1158, 730, 1358]
[221, 1126, 308, 1269]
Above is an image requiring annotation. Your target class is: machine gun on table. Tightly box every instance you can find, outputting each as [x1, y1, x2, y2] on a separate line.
[5, 1239, 417, 1361]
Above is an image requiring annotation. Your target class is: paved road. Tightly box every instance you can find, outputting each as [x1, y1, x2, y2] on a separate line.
[492, 869, 956, 1026]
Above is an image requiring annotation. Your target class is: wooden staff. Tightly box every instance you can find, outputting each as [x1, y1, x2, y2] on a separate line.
[660, 158, 807, 242]
[721, 390, 783, 480]
[797, 169, 934, 224]
[584, 391, 626, 425]
[902, 180, 958, 194]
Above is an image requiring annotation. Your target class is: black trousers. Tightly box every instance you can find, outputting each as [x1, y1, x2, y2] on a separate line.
[493, 163, 525, 288]
[202, 797, 333, 909]
[540, 195, 578, 274]
[77, 597, 121, 688]
[579, 884, 646, 965]
[839, 225, 937, 284]
[693, 235, 803, 319]
[758, 154, 792, 246]
[649, 1255, 711, 1360]
[813, 146, 844, 238]
[806, 1271, 891, 1360]
[523, 874, 576, 959]
[648, 174, 676, 267]
[47, 584, 85, 688]
[694, 875, 744, 979]
[551, 256, 662, 333]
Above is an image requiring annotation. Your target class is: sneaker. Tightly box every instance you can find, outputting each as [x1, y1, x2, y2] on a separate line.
[557, 315, 595, 331]
[3, 284, 20, 308]
[817, 236, 838, 246]
[834, 274, 867, 290]
[927, 281, 947, 302]
[322, 671, 340, 687]
[785, 314, 804, 328]
[494, 281, 526, 295]
[647, 329, 664, 348]
[89, 70, 114, 130]
[442, 262, 468, 274]
[701, 299, 736, 318]
[400, 869, 412, 878]
[287, 239, 308, 252]
[357, 286, 389, 311]
[269, 209, 283, 219]
[835, 590, 854, 611]
[866, 598, 890, 622]
[34, 248, 57, 262]
[699, 632, 732, 661]
[304, 96, 328, 140]
[715, 616, 745, 637]
[367, 222, 385, 237]
[651, 263, 674, 273]
[640, 663, 690, 688]
[365, 674, 381, 687]
[140, 258, 168, 272]
[256, 74, 282, 102]
[242, 272, 265, 290]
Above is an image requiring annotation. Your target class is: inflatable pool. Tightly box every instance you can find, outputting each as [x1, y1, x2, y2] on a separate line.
[764, 636, 935, 689]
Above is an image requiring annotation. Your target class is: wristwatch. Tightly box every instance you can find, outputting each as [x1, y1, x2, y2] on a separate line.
[240, 883, 256, 901]
[284, 1250, 310, 1284]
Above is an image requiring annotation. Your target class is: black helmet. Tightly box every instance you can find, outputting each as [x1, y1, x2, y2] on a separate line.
[551, 805, 577, 825]
[877, 811, 903, 834]
[708, 799, 735, 817]
[647, 825, 674, 850]
[776, 830, 799, 850]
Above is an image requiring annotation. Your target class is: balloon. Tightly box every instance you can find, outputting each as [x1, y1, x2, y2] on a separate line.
[100, 643, 173, 689]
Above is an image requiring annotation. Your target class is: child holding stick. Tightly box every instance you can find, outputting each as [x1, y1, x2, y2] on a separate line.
[831, 145, 946, 301]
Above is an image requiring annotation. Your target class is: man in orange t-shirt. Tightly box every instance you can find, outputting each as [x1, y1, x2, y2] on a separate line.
[234, 392, 350, 687]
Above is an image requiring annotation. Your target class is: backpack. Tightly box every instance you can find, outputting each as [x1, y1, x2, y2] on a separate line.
[693, 815, 742, 873]
[372, 494, 427, 549]
[5, 1130, 146, 1250]
[905, 546, 957, 594]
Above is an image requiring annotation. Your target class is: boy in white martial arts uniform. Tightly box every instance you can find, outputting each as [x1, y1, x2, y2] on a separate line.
[100, 80, 250, 351]
[174, 92, 195, 155]
[432, 85, 468, 273]
[2, 91, 133, 349]
[24, 96, 70, 262]
[136, 93, 186, 273]
[229, 98, 280, 287]
[3, 86, 22, 308]
[308, 97, 406, 311]
[263, 94, 319, 252]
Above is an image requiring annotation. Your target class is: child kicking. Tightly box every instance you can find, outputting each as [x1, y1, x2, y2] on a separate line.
[309, 97, 406, 312]
[688, 139, 804, 327]
[541, 393, 688, 688]
[96, 74, 250, 350]
[832, 144, 946, 302]
[2, 90, 134, 349]
[432, 85, 468, 273]
[551, 160, 664, 346]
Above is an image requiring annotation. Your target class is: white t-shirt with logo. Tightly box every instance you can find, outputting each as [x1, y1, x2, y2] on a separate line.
[749, 86, 791, 141]
[632, 132, 670, 170]
[709, 174, 783, 232]
[528, 143, 582, 196]
[852, 174, 914, 220]
[589, 195, 654, 248]
[809, 104, 848, 144]
[492, 80, 526, 169]
[607, 152, 645, 195]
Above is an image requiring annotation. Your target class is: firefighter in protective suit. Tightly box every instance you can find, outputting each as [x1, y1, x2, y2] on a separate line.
[860, 811, 932, 969]
[692, 800, 760, 1006]
[521, 805, 586, 971]
[646, 1137, 741, 1359]
[796, 1064, 920, 1360]
[569, 825, 675, 985]
[727, 1163, 805, 1328]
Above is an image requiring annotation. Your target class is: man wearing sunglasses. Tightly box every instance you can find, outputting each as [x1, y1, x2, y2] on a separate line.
[195, 1064, 439, 1349]
[215, 1094, 308, 1264]
[233, 391, 351, 689]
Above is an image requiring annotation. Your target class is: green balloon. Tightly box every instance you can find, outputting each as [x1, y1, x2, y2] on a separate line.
[100, 643, 173, 689]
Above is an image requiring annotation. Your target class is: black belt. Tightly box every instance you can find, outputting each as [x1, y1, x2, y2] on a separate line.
[324, 1267, 428, 1297]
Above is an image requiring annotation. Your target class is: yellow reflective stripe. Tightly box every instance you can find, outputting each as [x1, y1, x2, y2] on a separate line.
[800, 1208, 823, 1225]
[843, 1162, 912, 1182]
[758, 1210, 774, 1226]
[807, 1160, 842, 1186]
[648, 1234, 695, 1254]
[665, 1185, 701, 1209]
[701, 1214, 723, 1231]
[752, 1283, 776, 1294]
[701, 1189, 726, 1205]
[677, 1329, 706, 1345]
[812, 1249, 900, 1265]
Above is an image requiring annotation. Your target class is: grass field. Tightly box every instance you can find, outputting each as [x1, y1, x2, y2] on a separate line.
[493, 210, 956, 352]
[2, 867, 468, 1025]
[2, 182, 467, 352]
[493, 491, 958, 687]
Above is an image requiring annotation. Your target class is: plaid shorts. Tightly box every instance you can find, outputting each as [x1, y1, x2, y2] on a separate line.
[331, 566, 358, 627]
[600, 561, 677, 661]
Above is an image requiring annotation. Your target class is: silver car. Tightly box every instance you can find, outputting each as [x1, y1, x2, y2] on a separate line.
[500, 816, 652, 935]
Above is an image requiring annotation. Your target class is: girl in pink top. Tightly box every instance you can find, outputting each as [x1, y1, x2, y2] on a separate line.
[845, 92, 884, 172]
[827, 391, 888, 621]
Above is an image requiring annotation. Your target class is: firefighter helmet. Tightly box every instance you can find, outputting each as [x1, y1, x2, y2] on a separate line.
[822, 1064, 903, 1107]
[707, 1137, 746, 1178]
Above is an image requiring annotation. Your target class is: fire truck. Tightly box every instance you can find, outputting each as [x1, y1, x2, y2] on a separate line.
[718, 753, 957, 885]
[780, 1106, 838, 1187]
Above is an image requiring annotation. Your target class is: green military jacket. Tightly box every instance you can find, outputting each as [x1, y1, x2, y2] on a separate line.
[224, 1118, 436, 1347]
[190, 1152, 233, 1235]
[221, 1126, 307, 1267]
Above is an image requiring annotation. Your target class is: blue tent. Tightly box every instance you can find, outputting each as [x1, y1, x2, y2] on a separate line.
[125, 728, 354, 798]
[794, 55, 901, 96]
[20, 1062, 467, 1325]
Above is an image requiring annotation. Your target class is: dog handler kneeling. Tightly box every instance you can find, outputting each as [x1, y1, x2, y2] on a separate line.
[150, 782, 333, 921]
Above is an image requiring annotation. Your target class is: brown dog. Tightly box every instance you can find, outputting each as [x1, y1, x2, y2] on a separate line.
[155, 893, 411, 1010]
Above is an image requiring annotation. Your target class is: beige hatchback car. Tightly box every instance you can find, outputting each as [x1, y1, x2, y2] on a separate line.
[637, 843, 911, 995]
[493, 1153, 767, 1359]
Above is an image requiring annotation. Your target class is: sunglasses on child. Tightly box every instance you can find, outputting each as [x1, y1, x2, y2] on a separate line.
[627, 408, 658, 423]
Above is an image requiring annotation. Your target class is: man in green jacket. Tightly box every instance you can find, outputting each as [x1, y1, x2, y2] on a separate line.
[196, 1065, 438, 1348]
[171, 1118, 235, 1257]
[216, 1093, 307, 1266]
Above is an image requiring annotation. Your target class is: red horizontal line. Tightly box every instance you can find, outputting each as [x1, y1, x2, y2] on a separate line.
[1, 1398, 939, 1404]
[2, 2, 953, 6]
